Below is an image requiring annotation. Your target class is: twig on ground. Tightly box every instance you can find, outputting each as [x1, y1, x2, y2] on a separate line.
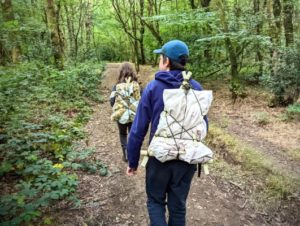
[229, 180, 243, 190]
[240, 199, 248, 209]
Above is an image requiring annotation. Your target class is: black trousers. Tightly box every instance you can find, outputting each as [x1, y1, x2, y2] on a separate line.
[117, 122, 132, 158]
[146, 157, 196, 226]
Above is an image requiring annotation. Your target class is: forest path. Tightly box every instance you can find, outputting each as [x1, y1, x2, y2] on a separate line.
[208, 82, 300, 180]
[53, 63, 296, 226]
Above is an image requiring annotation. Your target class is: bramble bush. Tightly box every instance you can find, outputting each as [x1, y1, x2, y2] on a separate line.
[0, 61, 104, 225]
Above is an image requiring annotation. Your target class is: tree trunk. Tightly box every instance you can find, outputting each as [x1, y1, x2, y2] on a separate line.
[265, 0, 276, 77]
[143, 21, 163, 45]
[56, 1, 64, 55]
[283, 0, 294, 46]
[139, 0, 146, 64]
[225, 39, 239, 81]
[201, 0, 211, 8]
[190, 0, 197, 9]
[112, 0, 143, 67]
[218, 0, 238, 80]
[75, 0, 84, 61]
[144, 0, 163, 45]
[254, 0, 263, 79]
[0, 41, 7, 65]
[201, 0, 211, 62]
[1, 0, 21, 63]
[218, 0, 240, 99]
[85, 0, 93, 51]
[139, 35, 145, 65]
[64, 4, 74, 56]
[272, 0, 282, 45]
[45, 0, 64, 70]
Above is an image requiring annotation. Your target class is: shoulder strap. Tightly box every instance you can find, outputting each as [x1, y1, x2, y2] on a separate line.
[180, 71, 192, 91]
[125, 77, 132, 84]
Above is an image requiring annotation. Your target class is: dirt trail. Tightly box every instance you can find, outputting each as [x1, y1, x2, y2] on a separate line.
[53, 63, 297, 226]
[207, 82, 300, 179]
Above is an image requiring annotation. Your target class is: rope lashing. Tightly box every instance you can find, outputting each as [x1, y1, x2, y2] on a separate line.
[181, 71, 204, 116]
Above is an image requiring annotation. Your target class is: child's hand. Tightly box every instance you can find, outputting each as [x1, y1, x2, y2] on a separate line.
[126, 167, 137, 176]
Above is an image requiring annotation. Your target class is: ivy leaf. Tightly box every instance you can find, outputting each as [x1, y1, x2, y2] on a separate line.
[50, 191, 60, 200]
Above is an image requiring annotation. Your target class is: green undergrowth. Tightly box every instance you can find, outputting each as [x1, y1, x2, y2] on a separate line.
[0, 61, 105, 225]
[286, 103, 300, 121]
[206, 124, 300, 207]
[285, 148, 300, 161]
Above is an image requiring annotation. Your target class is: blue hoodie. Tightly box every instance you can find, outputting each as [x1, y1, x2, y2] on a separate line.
[127, 70, 208, 169]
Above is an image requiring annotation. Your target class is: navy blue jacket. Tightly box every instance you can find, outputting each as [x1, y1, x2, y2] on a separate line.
[127, 70, 208, 169]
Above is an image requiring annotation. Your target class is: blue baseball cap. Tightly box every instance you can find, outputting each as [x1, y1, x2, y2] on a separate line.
[153, 40, 189, 63]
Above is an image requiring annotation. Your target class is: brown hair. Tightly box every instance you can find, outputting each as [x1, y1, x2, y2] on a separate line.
[117, 62, 138, 83]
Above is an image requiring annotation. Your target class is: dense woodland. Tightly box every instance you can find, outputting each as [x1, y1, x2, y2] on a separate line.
[0, 0, 299, 225]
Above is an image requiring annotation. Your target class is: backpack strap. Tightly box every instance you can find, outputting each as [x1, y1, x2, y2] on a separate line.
[197, 163, 202, 177]
[125, 77, 132, 84]
[180, 71, 192, 91]
[181, 71, 204, 116]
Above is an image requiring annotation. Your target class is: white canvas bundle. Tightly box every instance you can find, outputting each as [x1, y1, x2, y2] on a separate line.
[148, 77, 214, 164]
[110, 80, 139, 124]
[118, 100, 138, 124]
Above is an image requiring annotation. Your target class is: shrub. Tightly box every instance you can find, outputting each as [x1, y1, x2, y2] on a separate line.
[0, 61, 104, 225]
[262, 47, 300, 107]
[286, 103, 300, 121]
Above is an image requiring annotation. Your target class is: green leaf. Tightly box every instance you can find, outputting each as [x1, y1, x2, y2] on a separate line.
[59, 189, 69, 197]
[0, 162, 12, 176]
[16, 195, 25, 206]
[50, 192, 60, 200]
[44, 217, 52, 225]
[71, 163, 82, 170]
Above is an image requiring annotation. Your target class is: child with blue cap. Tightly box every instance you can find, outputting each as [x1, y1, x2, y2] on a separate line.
[126, 40, 208, 226]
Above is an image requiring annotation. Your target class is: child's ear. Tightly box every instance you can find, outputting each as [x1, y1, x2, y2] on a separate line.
[165, 57, 170, 67]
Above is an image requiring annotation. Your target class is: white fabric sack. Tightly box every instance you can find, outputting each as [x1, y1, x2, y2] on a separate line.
[148, 89, 213, 164]
[110, 82, 139, 124]
[118, 102, 138, 124]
